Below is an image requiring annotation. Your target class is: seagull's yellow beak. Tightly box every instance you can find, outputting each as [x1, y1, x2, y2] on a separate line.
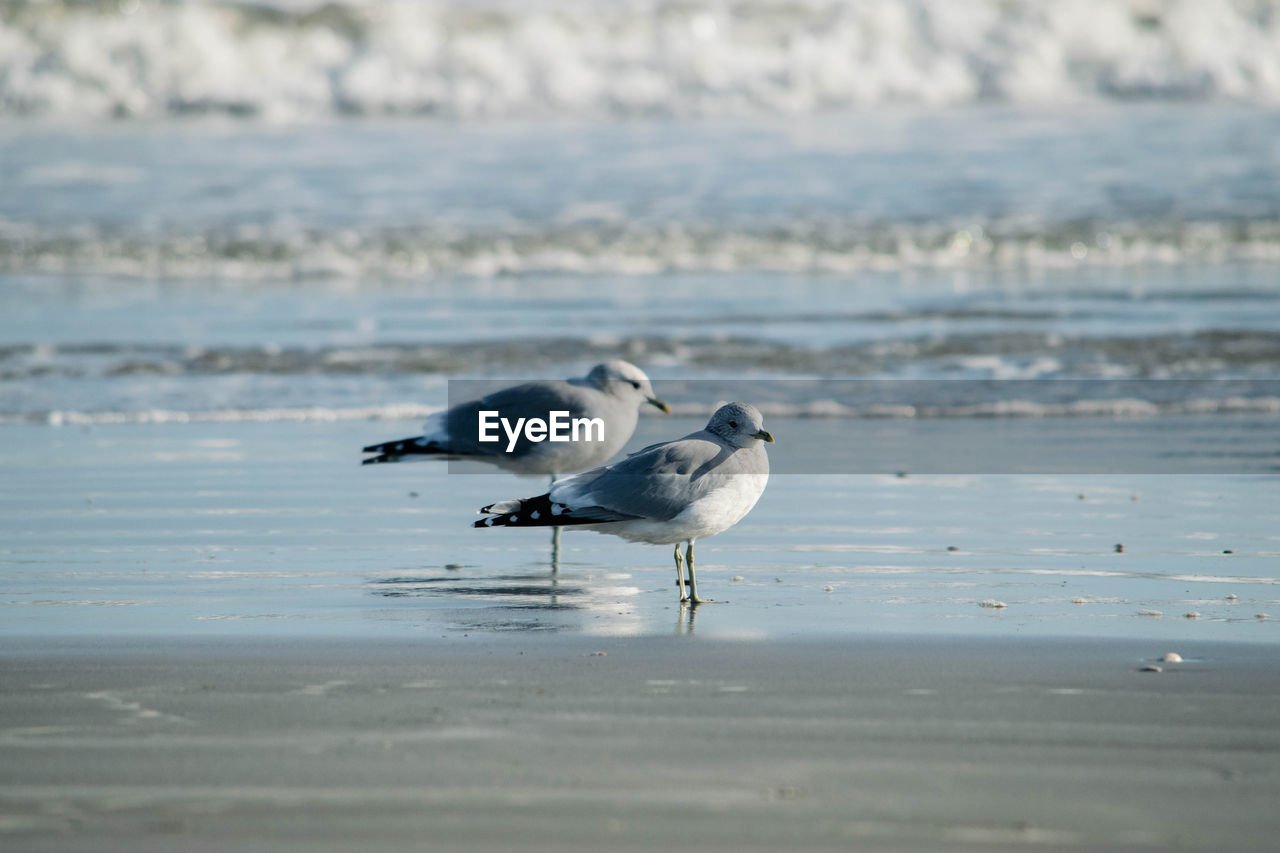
[648, 397, 671, 414]
[754, 429, 774, 443]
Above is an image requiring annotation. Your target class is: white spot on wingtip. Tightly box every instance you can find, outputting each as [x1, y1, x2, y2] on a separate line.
[484, 518, 494, 527]
[508, 515, 518, 522]
[530, 511, 540, 520]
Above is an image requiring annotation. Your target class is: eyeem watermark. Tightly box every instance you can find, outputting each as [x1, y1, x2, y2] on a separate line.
[478, 410, 605, 452]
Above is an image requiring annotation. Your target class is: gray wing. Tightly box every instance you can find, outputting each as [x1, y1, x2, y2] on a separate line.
[441, 380, 603, 459]
[549, 431, 748, 522]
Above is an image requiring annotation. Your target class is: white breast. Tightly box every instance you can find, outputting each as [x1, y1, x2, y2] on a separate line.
[606, 472, 769, 545]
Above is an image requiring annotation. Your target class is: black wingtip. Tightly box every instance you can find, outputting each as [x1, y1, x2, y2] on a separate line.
[360, 436, 451, 464]
[474, 494, 606, 529]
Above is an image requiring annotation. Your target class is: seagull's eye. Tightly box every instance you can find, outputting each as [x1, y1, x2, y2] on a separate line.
[728, 420, 738, 428]
[630, 381, 641, 389]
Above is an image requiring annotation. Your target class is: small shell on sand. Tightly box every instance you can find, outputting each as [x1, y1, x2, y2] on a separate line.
[979, 599, 1007, 609]
[1140, 665, 1162, 673]
[1226, 593, 1238, 601]
[823, 585, 834, 593]
[1183, 611, 1200, 619]
[589, 651, 607, 657]
[1161, 652, 1183, 662]
[1257, 614, 1271, 621]
[1071, 597, 1090, 605]
[1137, 609, 1163, 617]
[730, 575, 744, 582]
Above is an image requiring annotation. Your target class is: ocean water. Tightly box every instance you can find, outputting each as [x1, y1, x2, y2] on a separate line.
[2, 0, 1278, 642]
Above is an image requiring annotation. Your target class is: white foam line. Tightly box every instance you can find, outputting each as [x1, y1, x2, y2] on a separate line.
[22, 404, 440, 427]
[4, 396, 1279, 427]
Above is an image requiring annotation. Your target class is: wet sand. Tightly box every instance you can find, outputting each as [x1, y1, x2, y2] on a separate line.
[3, 634, 1279, 851]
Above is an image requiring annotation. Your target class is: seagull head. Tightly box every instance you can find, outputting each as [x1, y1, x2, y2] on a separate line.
[589, 360, 670, 413]
[706, 402, 774, 448]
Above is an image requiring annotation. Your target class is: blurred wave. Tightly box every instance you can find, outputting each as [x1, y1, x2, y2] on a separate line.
[10, 393, 1280, 426]
[8, 331, 1280, 376]
[5, 219, 1280, 280]
[3, 0, 1280, 120]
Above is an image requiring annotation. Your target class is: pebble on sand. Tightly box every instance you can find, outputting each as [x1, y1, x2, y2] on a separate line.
[1226, 593, 1238, 601]
[1114, 543, 1125, 553]
[1161, 652, 1183, 662]
[1071, 597, 1090, 604]
[1137, 609, 1163, 617]
[1258, 614, 1270, 621]
[946, 545, 959, 552]
[1140, 665, 1162, 673]
[979, 599, 1007, 609]
[1183, 612, 1200, 619]
[730, 575, 744, 582]
[823, 585, 834, 593]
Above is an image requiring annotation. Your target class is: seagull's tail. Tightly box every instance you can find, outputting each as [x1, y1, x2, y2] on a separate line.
[474, 494, 592, 528]
[361, 436, 452, 465]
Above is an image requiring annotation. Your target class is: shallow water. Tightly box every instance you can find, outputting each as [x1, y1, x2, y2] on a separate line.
[4, 106, 1280, 422]
[3, 419, 1276, 642]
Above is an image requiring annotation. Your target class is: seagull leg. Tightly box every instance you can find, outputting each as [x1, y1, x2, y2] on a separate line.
[674, 543, 687, 602]
[549, 473, 561, 573]
[686, 540, 709, 604]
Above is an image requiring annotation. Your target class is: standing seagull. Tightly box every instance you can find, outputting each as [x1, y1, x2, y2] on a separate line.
[362, 360, 669, 561]
[474, 402, 772, 604]
[361, 360, 668, 473]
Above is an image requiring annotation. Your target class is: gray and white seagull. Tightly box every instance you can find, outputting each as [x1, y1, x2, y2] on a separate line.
[361, 359, 669, 476]
[474, 402, 773, 604]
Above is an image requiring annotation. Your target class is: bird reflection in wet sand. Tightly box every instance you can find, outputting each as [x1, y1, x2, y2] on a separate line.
[370, 570, 582, 618]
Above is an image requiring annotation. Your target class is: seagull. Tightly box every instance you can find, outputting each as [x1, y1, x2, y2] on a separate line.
[361, 360, 669, 475]
[363, 360, 669, 563]
[474, 402, 772, 604]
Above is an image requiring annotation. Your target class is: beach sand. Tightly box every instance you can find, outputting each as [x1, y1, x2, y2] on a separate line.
[3, 634, 1279, 851]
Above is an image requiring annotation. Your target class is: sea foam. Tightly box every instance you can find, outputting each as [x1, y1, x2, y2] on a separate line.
[3, 0, 1280, 120]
